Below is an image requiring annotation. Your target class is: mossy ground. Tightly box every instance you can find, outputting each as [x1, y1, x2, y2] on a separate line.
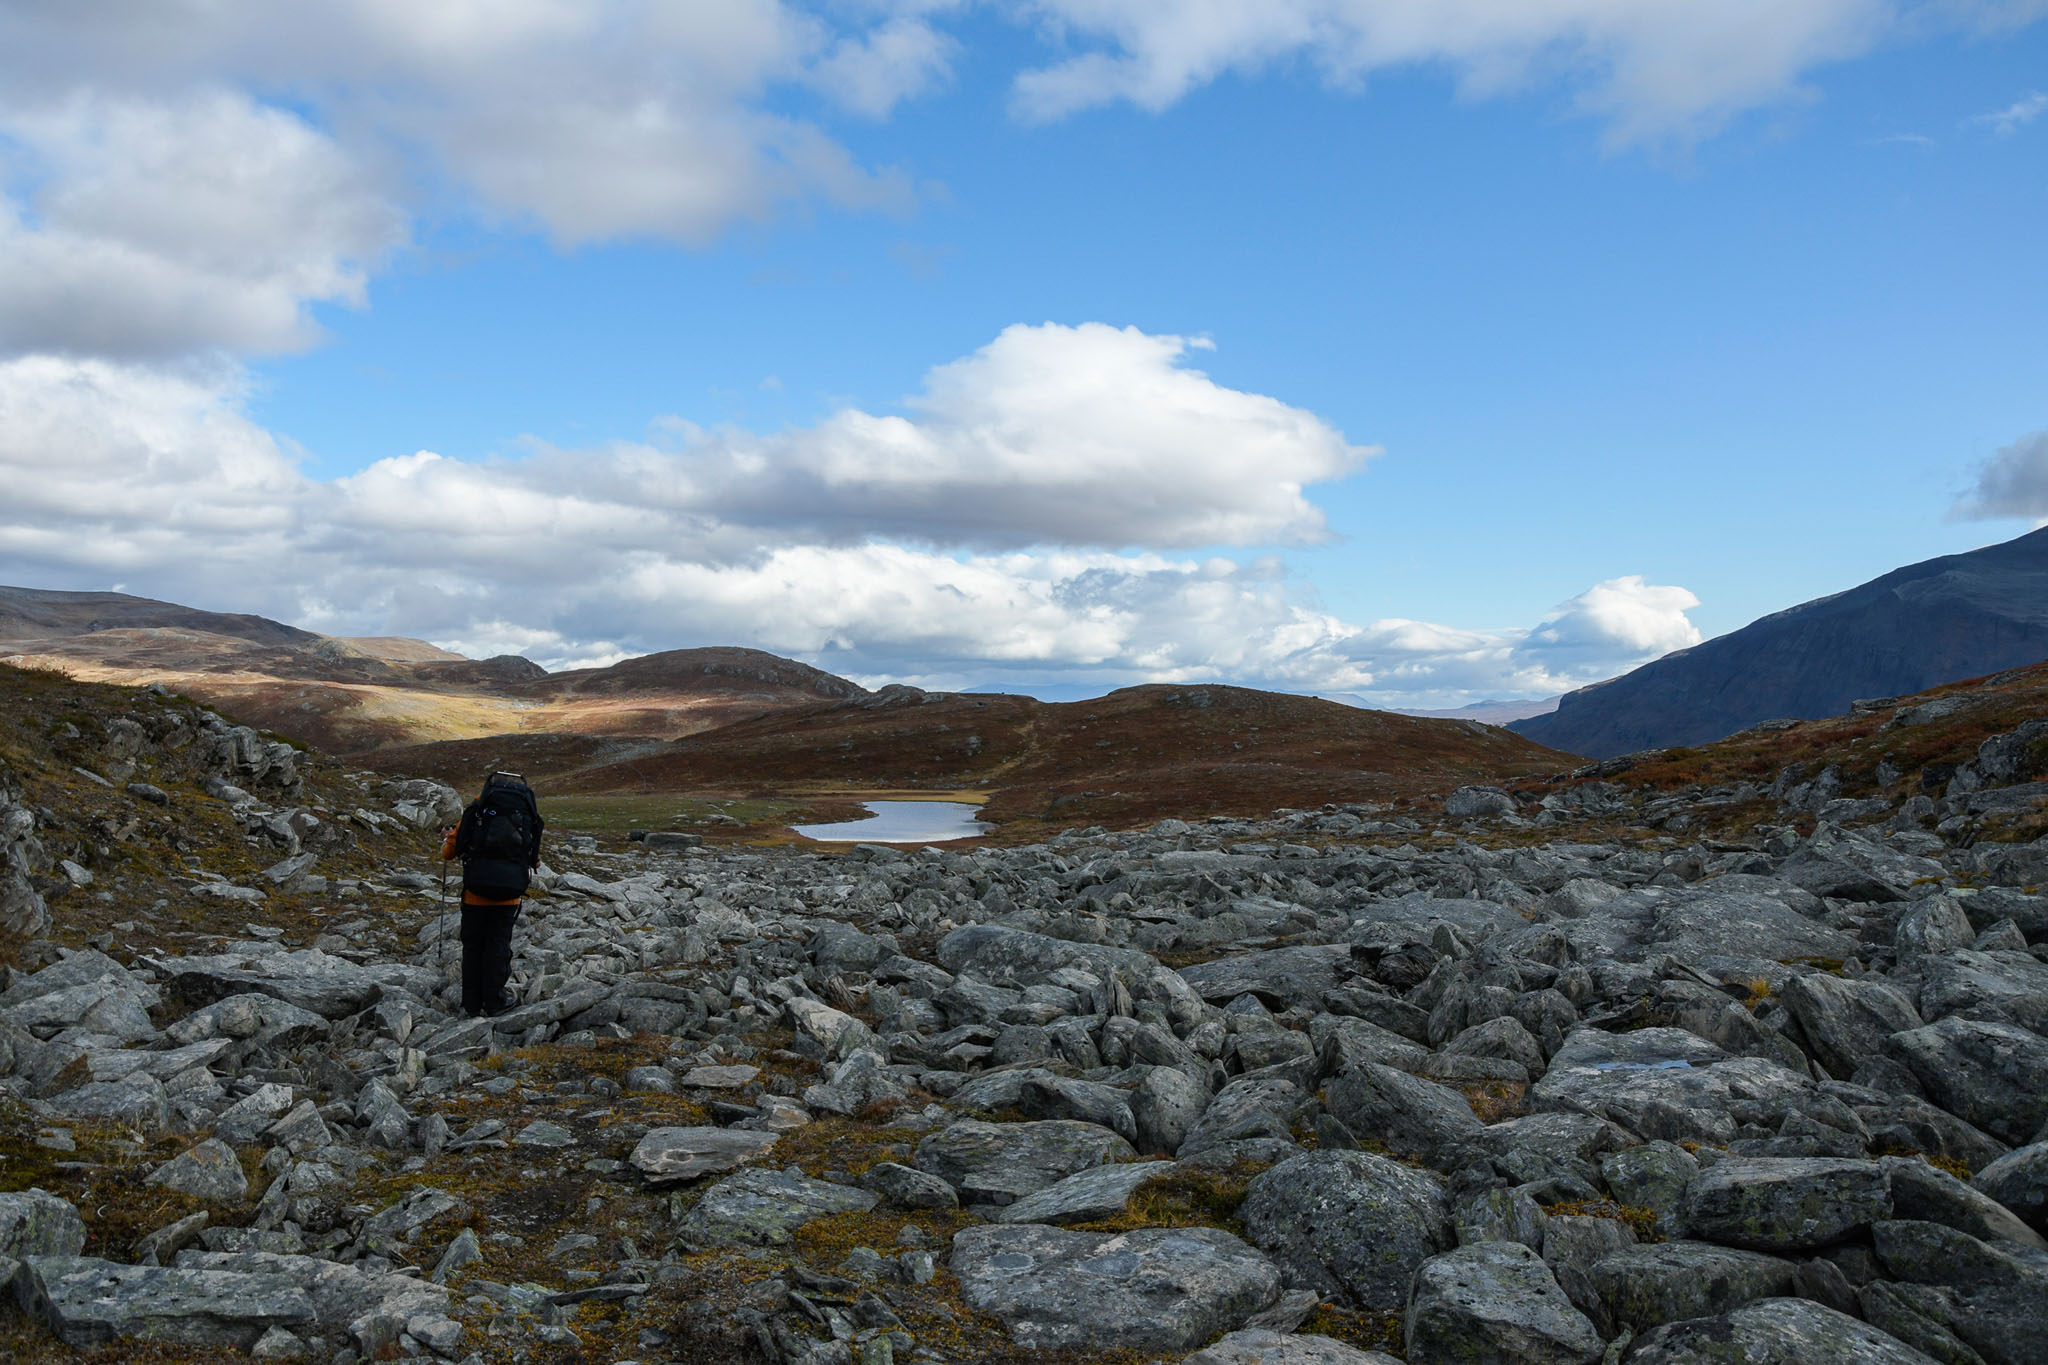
[0, 662, 452, 971]
[1069, 1160, 1270, 1237]
[0, 1098, 273, 1261]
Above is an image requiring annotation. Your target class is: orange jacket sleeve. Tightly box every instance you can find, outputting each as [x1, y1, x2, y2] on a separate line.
[440, 826, 459, 860]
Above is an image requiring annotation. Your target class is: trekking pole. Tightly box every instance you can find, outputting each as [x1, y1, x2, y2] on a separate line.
[437, 843, 450, 994]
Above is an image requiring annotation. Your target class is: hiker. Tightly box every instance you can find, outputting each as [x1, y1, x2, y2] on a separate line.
[440, 770, 544, 1018]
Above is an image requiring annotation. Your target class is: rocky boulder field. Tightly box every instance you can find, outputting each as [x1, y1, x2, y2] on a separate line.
[4, 668, 2048, 1363]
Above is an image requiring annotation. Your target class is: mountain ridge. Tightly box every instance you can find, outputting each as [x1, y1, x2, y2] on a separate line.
[1511, 526, 2048, 758]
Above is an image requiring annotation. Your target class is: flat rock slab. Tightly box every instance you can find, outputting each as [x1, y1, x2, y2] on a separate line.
[678, 1167, 877, 1246]
[1348, 895, 1527, 942]
[15, 1255, 314, 1348]
[1627, 1296, 1942, 1364]
[175, 1249, 452, 1350]
[629, 1126, 778, 1185]
[1178, 945, 1353, 1009]
[0, 949, 160, 1012]
[1685, 1157, 1892, 1252]
[681, 1064, 760, 1089]
[915, 1119, 1137, 1205]
[1552, 891, 1859, 972]
[47, 1073, 168, 1131]
[1528, 1027, 1812, 1147]
[80, 1039, 232, 1086]
[1916, 950, 2048, 1033]
[7, 977, 159, 1043]
[994, 1161, 1177, 1225]
[148, 947, 384, 1018]
[951, 1222, 1282, 1352]
[1185, 1328, 1403, 1364]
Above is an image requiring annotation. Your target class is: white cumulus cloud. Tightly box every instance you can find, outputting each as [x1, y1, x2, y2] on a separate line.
[0, 91, 405, 359]
[1522, 576, 1704, 658]
[583, 322, 1376, 550]
[0, 0, 931, 292]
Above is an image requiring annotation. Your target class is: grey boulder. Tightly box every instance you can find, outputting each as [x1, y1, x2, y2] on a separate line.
[1976, 1142, 2048, 1232]
[935, 924, 1157, 990]
[172, 1250, 453, 1355]
[0, 1189, 86, 1260]
[1238, 1150, 1452, 1310]
[1016, 1073, 1138, 1143]
[150, 947, 384, 1018]
[1867, 1218, 2048, 1365]
[1684, 1157, 1892, 1251]
[1887, 1016, 2048, 1146]
[950, 1221, 1281, 1351]
[1588, 1240, 1798, 1330]
[1179, 945, 1354, 1010]
[628, 1126, 778, 1185]
[915, 1119, 1136, 1205]
[1779, 972, 1923, 1079]
[1446, 786, 1518, 819]
[1626, 1297, 1942, 1364]
[1131, 1064, 1209, 1155]
[1323, 1062, 1481, 1161]
[858, 1162, 959, 1211]
[147, 1138, 249, 1204]
[1528, 1027, 1810, 1147]
[1179, 1074, 1316, 1158]
[1404, 1241, 1602, 1365]
[678, 1167, 877, 1246]
[1884, 1155, 2046, 1250]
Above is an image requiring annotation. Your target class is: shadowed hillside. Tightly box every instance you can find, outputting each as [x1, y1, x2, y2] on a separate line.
[1512, 526, 2048, 758]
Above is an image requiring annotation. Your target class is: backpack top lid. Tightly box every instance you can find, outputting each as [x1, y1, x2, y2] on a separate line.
[480, 770, 530, 800]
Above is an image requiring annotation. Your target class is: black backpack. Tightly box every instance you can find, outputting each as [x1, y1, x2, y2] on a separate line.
[456, 775, 544, 899]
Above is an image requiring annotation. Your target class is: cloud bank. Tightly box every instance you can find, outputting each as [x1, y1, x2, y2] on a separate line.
[0, 325, 1697, 703]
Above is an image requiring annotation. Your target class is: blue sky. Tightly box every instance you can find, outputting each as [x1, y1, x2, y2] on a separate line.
[2, 3, 2045, 703]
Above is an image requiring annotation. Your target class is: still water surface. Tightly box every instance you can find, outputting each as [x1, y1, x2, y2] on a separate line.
[794, 800, 989, 843]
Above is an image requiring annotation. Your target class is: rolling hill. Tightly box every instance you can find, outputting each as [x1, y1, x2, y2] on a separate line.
[0, 585, 1585, 838]
[0, 586, 869, 754]
[359, 681, 1581, 837]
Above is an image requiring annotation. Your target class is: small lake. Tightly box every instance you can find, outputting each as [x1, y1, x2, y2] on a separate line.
[794, 800, 990, 843]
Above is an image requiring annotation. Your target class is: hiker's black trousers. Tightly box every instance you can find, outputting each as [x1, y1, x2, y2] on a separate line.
[459, 902, 520, 1014]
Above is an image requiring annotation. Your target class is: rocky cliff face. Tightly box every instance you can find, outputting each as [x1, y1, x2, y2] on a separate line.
[6, 665, 2048, 1363]
[1513, 526, 2048, 759]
